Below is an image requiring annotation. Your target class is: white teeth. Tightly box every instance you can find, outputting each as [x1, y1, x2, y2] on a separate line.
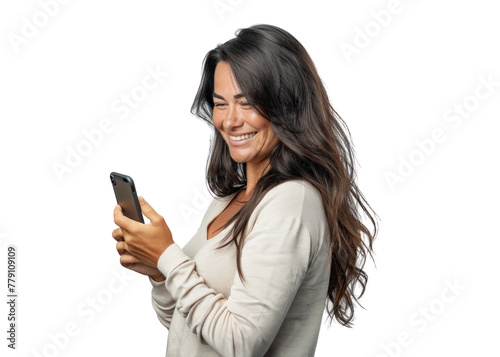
[229, 132, 257, 141]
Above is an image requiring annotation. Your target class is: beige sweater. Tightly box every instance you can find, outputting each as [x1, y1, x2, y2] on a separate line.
[150, 180, 331, 356]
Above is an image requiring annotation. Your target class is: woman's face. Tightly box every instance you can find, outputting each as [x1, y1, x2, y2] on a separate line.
[212, 61, 278, 167]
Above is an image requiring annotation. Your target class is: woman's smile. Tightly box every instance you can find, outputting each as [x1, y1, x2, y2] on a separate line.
[228, 131, 257, 144]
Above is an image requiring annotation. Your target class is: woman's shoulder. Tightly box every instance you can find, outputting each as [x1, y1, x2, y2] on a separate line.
[247, 179, 329, 250]
[268, 179, 318, 196]
[254, 179, 326, 223]
[264, 178, 322, 203]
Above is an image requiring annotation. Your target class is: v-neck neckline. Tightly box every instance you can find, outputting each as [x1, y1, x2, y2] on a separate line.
[205, 189, 248, 241]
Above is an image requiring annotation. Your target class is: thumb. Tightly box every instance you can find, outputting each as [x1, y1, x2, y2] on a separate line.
[138, 196, 161, 222]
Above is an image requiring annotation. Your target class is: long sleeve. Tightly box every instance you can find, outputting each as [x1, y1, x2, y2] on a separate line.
[150, 277, 176, 329]
[156, 180, 330, 357]
[149, 195, 229, 330]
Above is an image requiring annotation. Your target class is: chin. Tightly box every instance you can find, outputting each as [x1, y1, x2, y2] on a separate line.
[229, 152, 252, 164]
[230, 156, 249, 164]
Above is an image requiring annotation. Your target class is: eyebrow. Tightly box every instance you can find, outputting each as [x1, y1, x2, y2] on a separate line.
[213, 92, 245, 100]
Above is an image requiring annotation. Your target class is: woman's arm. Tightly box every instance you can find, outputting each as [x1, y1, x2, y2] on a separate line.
[150, 277, 176, 329]
[157, 211, 319, 356]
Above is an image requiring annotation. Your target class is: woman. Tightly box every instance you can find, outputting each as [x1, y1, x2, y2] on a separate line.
[112, 24, 378, 356]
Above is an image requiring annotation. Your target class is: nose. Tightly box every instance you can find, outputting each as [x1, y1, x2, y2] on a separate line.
[223, 103, 244, 130]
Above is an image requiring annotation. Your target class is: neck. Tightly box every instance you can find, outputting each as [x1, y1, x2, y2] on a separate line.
[243, 158, 271, 198]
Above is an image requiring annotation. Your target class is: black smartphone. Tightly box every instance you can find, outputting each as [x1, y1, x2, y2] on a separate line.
[110, 172, 144, 223]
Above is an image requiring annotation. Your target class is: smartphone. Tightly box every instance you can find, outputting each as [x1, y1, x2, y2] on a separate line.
[110, 172, 144, 223]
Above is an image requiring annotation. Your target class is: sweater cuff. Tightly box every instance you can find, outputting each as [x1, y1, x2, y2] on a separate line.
[149, 276, 165, 287]
[149, 276, 170, 301]
[157, 243, 189, 278]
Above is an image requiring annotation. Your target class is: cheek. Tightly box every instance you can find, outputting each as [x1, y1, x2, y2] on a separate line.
[212, 116, 227, 142]
[250, 117, 274, 137]
[212, 114, 223, 130]
[246, 112, 268, 130]
[259, 124, 278, 147]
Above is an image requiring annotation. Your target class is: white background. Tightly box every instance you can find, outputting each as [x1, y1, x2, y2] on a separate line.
[1, 0, 499, 356]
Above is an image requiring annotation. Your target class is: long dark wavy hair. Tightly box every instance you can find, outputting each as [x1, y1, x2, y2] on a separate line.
[191, 24, 378, 327]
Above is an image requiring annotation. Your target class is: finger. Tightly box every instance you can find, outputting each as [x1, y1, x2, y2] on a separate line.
[116, 241, 129, 255]
[112, 227, 124, 241]
[120, 254, 141, 265]
[114, 204, 135, 231]
[138, 196, 162, 223]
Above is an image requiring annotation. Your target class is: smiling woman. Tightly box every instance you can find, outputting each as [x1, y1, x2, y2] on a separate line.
[212, 61, 279, 186]
[112, 23, 378, 357]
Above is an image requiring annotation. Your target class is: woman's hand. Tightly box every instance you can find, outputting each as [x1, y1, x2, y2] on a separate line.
[112, 227, 166, 281]
[113, 196, 174, 274]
